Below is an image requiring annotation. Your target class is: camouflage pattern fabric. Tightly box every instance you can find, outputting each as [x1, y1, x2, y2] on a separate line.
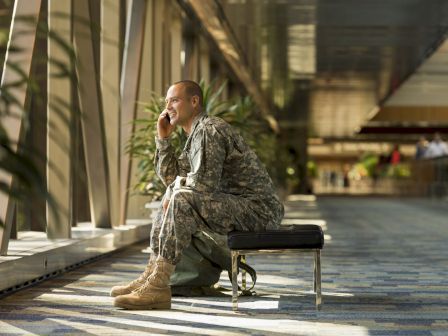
[151, 112, 284, 264]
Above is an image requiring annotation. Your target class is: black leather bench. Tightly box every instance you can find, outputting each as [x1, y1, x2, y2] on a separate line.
[227, 224, 324, 311]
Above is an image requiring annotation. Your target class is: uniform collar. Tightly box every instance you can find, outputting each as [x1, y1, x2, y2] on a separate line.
[189, 111, 207, 135]
[183, 111, 207, 151]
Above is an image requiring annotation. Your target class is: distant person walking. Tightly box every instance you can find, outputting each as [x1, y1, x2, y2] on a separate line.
[415, 136, 428, 160]
[424, 133, 448, 158]
[389, 144, 401, 165]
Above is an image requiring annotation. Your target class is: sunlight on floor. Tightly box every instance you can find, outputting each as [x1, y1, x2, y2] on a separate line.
[0, 321, 40, 336]
[48, 318, 165, 336]
[36, 293, 112, 306]
[282, 218, 327, 227]
[120, 309, 370, 336]
[287, 195, 317, 202]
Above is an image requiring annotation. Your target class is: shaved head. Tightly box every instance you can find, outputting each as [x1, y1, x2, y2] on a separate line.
[174, 80, 203, 107]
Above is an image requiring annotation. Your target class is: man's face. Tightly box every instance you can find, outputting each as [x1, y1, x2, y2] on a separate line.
[164, 84, 197, 127]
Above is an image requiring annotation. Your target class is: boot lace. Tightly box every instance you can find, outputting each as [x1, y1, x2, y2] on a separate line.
[128, 259, 155, 287]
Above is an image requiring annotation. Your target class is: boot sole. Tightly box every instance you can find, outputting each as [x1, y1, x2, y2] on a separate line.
[114, 301, 171, 310]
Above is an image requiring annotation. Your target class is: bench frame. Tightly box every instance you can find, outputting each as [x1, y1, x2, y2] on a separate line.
[230, 249, 322, 311]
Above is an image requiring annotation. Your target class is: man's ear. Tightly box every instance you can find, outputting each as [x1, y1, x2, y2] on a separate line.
[191, 95, 200, 108]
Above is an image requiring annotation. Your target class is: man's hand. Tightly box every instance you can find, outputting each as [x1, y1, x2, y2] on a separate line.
[157, 109, 175, 139]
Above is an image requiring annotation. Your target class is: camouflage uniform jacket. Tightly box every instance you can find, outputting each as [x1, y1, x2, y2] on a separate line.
[154, 112, 284, 229]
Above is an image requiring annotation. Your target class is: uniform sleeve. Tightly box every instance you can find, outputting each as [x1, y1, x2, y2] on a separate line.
[154, 136, 179, 187]
[183, 125, 227, 193]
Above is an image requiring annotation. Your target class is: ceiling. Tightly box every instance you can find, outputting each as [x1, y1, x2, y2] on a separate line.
[219, 0, 448, 139]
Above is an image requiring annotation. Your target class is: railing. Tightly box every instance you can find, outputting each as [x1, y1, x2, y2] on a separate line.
[365, 156, 448, 197]
[411, 155, 448, 197]
[314, 156, 448, 198]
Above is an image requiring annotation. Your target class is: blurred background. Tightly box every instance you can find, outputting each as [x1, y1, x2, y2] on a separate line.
[1, 0, 448, 283]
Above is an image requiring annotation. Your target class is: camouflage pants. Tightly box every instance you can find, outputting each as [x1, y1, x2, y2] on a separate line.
[150, 189, 280, 264]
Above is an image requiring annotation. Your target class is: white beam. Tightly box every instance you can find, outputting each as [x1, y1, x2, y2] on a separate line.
[73, 0, 112, 229]
[101, 0, 121, 227]
[47, 0, 72, 239]
[0, 0, 42, 255]
[119, 0, 147, 225]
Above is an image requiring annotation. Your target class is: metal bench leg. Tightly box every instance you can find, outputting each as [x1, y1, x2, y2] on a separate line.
[240, 255, 247, 290]
[314, 250, 322, 310]
[232, 250, 239, 311]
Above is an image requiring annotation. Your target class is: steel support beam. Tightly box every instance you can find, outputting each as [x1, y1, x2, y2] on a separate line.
[119, 0, 147, 225]
[73, 0, 111, 228]
[170, 7, 182, 83]
[47, 0, 72, 238]
[101, 0, 121, 227]
[152, 0, 164, 94]
[199, 37, 210, 84]
[185, 0, 279, 132]
[126, 0, 158, 219]
[0, 0, 42, 255]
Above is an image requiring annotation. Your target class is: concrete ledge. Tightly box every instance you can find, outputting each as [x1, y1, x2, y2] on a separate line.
[0, 220, 151, 292]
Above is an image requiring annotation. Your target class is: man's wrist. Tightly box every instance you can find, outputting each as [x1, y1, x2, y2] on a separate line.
[155, 136, 171, 150]
[157, 132, 171, 140]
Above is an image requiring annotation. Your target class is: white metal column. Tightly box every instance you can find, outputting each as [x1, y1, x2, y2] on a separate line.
[101, 0, 121, 227]
[119, 0, 147, 225]
[47, 0, 72, 238]
[73, 0, 112, 229]
[0, 0, 42, 255]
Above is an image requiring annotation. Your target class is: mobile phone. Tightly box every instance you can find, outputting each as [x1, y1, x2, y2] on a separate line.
[165, 114, 171, 123]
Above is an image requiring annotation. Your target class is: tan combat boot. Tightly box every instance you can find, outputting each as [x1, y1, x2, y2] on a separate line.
[110, 254, 156, 297]
[114, 256, 175, 310]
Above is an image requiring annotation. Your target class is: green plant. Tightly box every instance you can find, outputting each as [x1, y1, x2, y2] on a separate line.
[127, 80, 279, 200]
[359, 152, 379, 177]
[386, 163, 411, 178]
[307, 160, 318, 179]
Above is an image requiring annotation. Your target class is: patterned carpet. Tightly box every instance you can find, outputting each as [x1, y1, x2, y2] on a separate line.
[0, 196, 447, 335]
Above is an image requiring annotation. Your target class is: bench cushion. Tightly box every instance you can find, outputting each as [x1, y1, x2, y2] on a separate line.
[228, 224, 324, 250]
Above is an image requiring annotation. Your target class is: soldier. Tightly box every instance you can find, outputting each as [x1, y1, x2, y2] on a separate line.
[111, 80, 284, 310]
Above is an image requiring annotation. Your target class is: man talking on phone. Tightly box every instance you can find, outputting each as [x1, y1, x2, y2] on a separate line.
[111, 80, 284, 310]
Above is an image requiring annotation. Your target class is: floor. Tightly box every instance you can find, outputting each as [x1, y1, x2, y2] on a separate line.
[0, 196, 447, 335]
